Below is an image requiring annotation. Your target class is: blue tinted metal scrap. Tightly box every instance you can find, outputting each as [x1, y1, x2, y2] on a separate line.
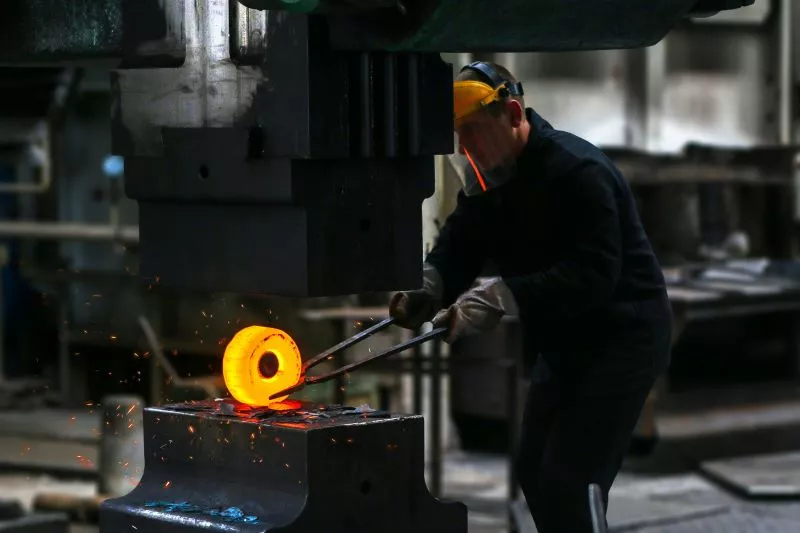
[145, 501, 260, 524]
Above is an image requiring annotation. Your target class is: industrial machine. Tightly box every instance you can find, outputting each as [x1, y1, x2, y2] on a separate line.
[0, 0, 755, 297]
[0, 2, 769, 532]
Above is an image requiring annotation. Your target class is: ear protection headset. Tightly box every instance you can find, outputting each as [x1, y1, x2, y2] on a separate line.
[460, 61, 524, 98]
[453, 61, 525, 124]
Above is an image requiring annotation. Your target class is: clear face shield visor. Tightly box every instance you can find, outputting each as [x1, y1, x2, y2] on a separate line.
[452, 80, 517, 196]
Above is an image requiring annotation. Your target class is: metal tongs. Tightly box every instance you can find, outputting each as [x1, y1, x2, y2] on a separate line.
[268, 317, 447, 399]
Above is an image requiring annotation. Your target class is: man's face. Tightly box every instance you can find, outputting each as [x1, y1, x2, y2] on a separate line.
[455, 107, 515, 169]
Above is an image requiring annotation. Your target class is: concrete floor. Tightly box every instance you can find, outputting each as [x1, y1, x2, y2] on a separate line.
[0, 409, 800, 532]
[441, 449, 800, 533]
[1, 452, 800, 532]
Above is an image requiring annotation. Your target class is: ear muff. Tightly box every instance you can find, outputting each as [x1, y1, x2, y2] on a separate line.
[459, 62, 524, 98]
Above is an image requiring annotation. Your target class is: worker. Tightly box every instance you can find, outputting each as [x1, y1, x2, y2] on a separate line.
[389, 61, 672, 532]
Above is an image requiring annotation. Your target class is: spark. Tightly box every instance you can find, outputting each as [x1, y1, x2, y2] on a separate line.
[163, 480, 171, 488]
[188, 425, 196, 434]
[127, 404, 137, 415]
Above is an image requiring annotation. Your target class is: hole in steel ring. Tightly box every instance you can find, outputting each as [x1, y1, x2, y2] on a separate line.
[258, 351, 280, 379]
[360, 480, 372, 495]
[198, 164, 210, 180]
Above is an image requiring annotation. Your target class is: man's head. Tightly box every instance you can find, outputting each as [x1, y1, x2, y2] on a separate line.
[453, 62, 530, 195]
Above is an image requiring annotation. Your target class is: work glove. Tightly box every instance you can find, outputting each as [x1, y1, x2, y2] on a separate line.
[389, 263, 444, 330]
[432, 277, 518, 344]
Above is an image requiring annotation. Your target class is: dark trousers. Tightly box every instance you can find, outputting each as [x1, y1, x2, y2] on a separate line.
[516, 379, 653, 533]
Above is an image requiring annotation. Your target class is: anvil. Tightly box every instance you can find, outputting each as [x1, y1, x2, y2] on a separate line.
[99, 400, 467, 532]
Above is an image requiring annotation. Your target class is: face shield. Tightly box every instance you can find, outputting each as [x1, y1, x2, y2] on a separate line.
[453, 80, 518, 196]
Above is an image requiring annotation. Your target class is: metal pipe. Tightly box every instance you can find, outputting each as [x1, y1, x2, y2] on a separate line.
[138, 316, 222, 399]
[359, 52, 373, 157]
[0, 221, 139, 243]
[778, 0, 793, 144]
[429, 336, 442, 497]
[412, 330, 423, 414]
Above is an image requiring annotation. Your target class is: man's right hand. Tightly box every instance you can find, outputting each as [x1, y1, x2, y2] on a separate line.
[389, 264, 444, 330]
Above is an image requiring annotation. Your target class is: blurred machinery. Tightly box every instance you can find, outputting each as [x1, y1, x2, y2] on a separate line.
[0, 0, 789, 458]
[0, 5, 799, 533]
[439, 2, 800, 452]
[0, 0, 755, 297]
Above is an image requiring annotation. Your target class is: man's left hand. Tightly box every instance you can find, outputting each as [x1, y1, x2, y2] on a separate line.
[432, 278, 518, 344]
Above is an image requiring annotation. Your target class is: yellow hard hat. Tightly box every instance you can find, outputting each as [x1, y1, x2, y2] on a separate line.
[453, 80, 505, 125]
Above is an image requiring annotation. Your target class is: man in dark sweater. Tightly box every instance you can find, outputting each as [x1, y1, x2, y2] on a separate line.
[390, 62, 673, 532]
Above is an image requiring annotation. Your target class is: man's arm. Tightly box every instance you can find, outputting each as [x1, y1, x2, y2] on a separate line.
[425, 191, 487, 307]
[503, 162, 622, 320]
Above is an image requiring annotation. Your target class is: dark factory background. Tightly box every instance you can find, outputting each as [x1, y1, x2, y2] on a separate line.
[0, 1, 799, 532]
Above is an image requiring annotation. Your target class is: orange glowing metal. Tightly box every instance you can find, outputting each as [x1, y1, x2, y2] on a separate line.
[222, 326, 303, 407]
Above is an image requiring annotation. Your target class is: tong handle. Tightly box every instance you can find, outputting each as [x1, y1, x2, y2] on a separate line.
[302, 316, 395, 373]
[305, 327, 447, 386]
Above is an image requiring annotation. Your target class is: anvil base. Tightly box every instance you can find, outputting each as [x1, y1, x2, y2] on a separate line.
[99, 400, 467, 532]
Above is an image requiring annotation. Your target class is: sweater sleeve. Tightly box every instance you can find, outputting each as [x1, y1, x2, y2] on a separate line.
[425, 191, 488, 307]
[503, 162, 622, 320]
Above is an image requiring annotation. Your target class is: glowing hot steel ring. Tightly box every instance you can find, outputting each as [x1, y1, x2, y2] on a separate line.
[223, 326, 303, 406]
